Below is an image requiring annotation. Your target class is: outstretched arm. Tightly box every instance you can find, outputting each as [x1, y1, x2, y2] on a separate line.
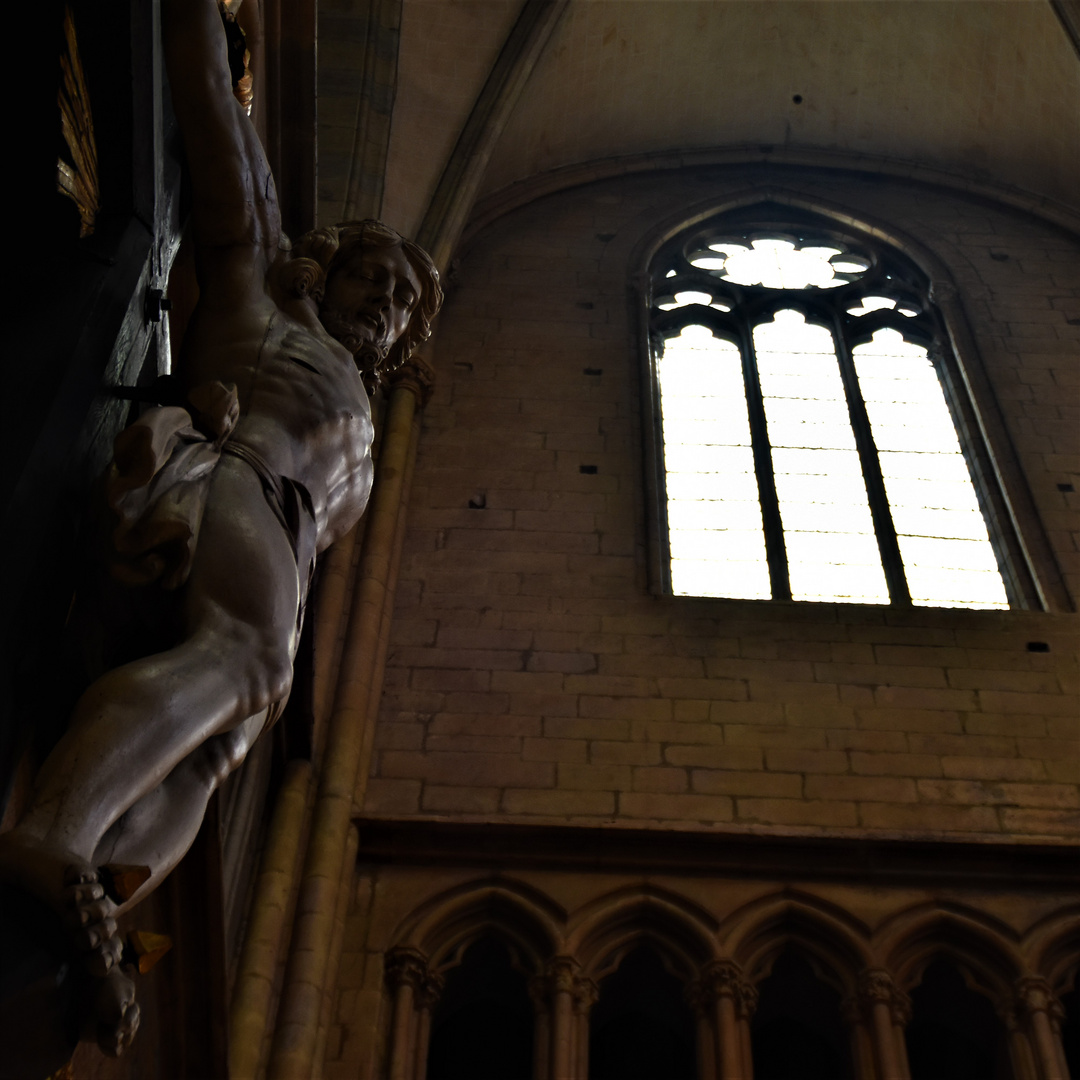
[162, 0, 280, 289]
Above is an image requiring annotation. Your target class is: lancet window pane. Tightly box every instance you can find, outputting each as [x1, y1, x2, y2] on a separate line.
[427, 937, 533, 1080]
[750, 951, 852, 1080]
[590, 946, 697, 1080]
[853, 331, 1008, 609]
[754, 311, 889, 604]
[659, 326, 770, 600]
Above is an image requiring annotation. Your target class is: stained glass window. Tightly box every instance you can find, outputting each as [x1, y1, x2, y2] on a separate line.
[650, 212, 1010, 608]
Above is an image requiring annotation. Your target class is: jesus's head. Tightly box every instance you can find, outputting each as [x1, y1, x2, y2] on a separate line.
[288, 220, 443, 386]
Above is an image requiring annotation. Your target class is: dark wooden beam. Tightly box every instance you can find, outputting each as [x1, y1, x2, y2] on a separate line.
[263, 0, 317, 240]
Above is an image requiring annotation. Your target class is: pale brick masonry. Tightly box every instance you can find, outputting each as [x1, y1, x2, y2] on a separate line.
[363, 167, 1079, 841]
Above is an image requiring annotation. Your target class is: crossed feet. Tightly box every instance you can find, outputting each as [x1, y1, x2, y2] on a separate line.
[0, 831, 151, 1057]
[63, 864, 142, 1055]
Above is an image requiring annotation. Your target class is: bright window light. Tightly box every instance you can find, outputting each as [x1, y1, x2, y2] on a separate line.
[660, 326, 770, 600]
[755, 311, 889, 604]
[853, 330, 1008, 609]
[693, 238, 846, 289]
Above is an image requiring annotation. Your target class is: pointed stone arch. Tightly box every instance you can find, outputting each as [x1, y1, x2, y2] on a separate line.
[875, 901, 1024, 1001]
[874, 902, 1058, 1080]
[390, 875, 564, 973]
[720, 889, 874, 995]
[564, 885, 722, 1080]
[1022, 903, 1080, 994]
[565, 883, 720, 981]
[381, 878, 564, 1080]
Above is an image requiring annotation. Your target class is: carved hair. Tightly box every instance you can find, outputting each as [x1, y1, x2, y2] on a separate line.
[284, 219, 443, 384]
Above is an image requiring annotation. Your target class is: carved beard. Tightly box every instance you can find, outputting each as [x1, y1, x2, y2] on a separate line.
[319, 306, 386, 380]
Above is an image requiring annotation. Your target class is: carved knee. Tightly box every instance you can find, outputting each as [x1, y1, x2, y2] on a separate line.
[239, 643, 294, 719]
[260, 647, 294, 712]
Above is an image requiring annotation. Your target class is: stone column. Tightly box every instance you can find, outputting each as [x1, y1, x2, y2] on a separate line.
[735, 980, 758, 1080]
[1048, 997, 1071, 1080]
[1002, 1000, 1041, 1080]
[858, 971, 903, 1080]
[842, 996, 877, 1080]
[685, 980, 717, 1080]
[573, 976, 599, 1080]
[548, 957, 580, 1080]
[269, 357, 435, 1080]
[529, 974, 552, 1080]
[889, 988, 911, 1080]
[412, 970, 444, 1080]
[1015, 977, 1068, 1080]
[385, 947, 430, 1080]
[702, 960, 747, 1080]
[229, 759, 313, 1079]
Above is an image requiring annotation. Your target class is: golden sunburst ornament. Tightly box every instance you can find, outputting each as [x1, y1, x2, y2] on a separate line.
[57, 5, 100, 238]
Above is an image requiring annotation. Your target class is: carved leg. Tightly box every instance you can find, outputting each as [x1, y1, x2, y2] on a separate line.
[0, 459, 300, 920]
[91, 709, 268, 906]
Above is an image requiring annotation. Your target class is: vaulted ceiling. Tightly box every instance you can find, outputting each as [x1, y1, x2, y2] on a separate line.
[318, 0, 1080, 258]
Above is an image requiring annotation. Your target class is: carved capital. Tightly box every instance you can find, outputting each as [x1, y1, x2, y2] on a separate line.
[573, 976, 599, 1015]
[1015, 976, 1058, 1018]
[858, 969, 898, 1009]
[417, 970, 445, 1011]
[890, 988, 912, 1027]
[390, 353, 436, 408]
[701, 959, 744, 1002]
[547, 956, 580, 995]
[735, 979, 759, 1021]
[384, 946, 430, 992]
[1049, 996, 1066, 1028]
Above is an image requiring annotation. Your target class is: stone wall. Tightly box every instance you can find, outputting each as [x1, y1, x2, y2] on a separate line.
[362, 165, 1079, 841]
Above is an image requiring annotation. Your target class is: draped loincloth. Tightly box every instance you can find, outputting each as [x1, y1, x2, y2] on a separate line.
[105, 381, 317, 610]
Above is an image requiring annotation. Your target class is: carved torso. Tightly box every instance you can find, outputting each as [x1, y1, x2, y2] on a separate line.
[180, 288, 375, 553]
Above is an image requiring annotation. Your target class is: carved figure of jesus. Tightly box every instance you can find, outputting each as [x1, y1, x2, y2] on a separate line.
[0, 0, 440, 1055]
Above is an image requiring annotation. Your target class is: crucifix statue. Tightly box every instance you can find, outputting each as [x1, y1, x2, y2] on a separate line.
[0, 0, 441, 1057]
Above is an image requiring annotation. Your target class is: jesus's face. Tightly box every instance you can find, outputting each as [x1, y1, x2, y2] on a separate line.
[319, 244, 422, 360]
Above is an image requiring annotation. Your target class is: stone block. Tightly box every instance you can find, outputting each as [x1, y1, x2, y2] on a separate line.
[735, 798, 859, 828]
[859, 803, 999, 833]
[421, 786, 501, 814]
[805, 775, 918, 802]
[591, 741, 662, 765]
[692, 770, 801, 798]
[850, 752, 943, 777]
[502, 789, 615, 816]
[619, 792, 734, 823]
[558, 762, 633, 791]
[765, 749, 849, 774]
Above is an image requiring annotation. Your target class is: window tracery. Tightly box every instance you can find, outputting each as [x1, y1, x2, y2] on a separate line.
[647, 207, 1018, 608]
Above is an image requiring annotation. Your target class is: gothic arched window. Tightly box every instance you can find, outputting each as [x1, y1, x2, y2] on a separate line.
[647, 206, 1014, 608]
[750, 950, 852, 1080]
[589, 945, 697, 1080]
[426, 936, 534, 1080]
